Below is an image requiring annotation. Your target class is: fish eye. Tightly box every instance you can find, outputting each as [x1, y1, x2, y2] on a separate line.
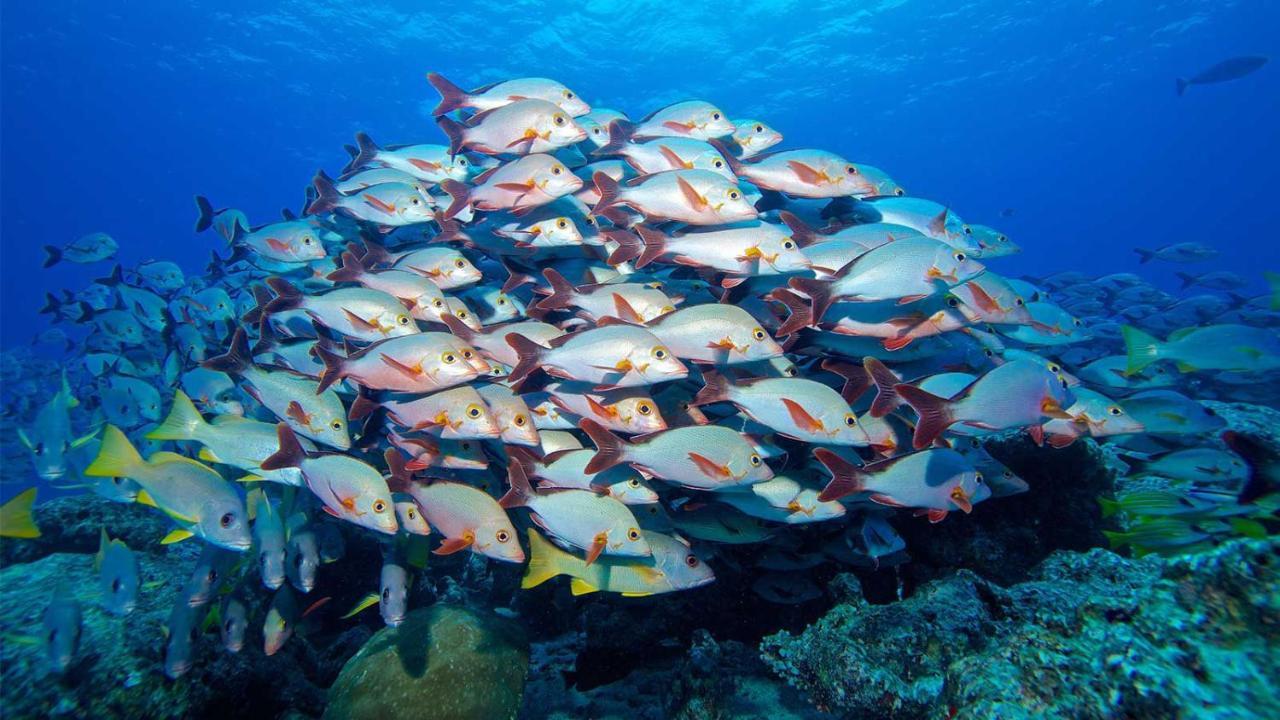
[592, 127, 602, 135]
[998, 235, 1008, 243]
[556, 218, 568, 229]
[783, 366, 797, 377]
[457, 310, 469, 319]
[894, 188, 905, 196]
[627, 528, 641, 541]
[458, 158, 468, 167]
[1015, 298, 1025, 306]
[974, 472, 984, 484]
[373, 500, 387, 513]
[714, 160, 724, 169]
[637, 402, 652, 416]
[749, 454, 762, 467]
[461, 441, 472, 450]
[303, 237, 312, 245]
[219, 512, 235, 528]
[454, 259, 467, 269]
[685, 554, 700, 567]
[782, 240, 796, 250]
[397, 315, 410, 325]
[496, 296, 508, 306]
[752, 328, 766, 341]
[846, 166, 858, 175]
[442, 352, 457, 364]
[728, 191, 740, 200]
[1108, 406, 1123, 416]
[496, 529, 511, 543]
[844, 414, 857, 427]
[462, 349, 475, 358]
[331, 419, 344, 430]
[652, 346, 669, 360]
[564, 90, 574, 99]
[1204, 407, 1217, 417]
[754, 125, 763, 133]
[1003, 470, 1013, 478]
[554, 114, 566, 126]
[112, 578, 121, 593]
[963, 226, 973, 235]
[208, 569, 218, 582]
[433, 299, 445, 308]
[224, 619, 234, 632]
[382, 588, 390, 601]
[1073, 319, 1082, 327]
[466, 404, 483, 419]
[983, 349, 994, 357]
[947, 297, 959, 308]
[514, 414, 527, 427]
[551, 165, 563, 175]
[628, 478, 641, 488]
[1048, 363, 1060, 372]
[954, 252, 967, 262]
[711, 112, 721, 120]
[406, 508, 417, 520]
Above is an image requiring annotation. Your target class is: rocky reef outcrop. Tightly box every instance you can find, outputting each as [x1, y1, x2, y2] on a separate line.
[762, 538, 1280, 719]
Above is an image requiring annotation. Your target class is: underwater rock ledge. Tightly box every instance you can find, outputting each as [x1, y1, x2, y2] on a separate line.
[761, 537, 1280, 719]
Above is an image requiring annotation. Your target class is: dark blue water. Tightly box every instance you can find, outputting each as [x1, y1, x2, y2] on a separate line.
[3, 0, 1278, 351]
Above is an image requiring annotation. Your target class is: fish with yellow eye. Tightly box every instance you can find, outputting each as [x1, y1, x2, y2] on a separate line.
[592, 168, 756, 227]
[259, 277, 419, 343]
[692, 371, 872, 447]
[717, 144, 880, 199]
[260, 424, 398, 535]
[439, 154, 583, 219]
[505, 324, 688, 391]
[361, 385, 501, 440]
[314, 332, 488, 394]
[532, 268, 679, 324]
[436, 99, 586, 156]
[611, 220, 810, 278]
[629, 100, 736, 141]
[540, 383, 668, 434]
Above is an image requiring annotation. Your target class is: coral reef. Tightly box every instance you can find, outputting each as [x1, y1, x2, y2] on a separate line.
[325, 604, 530, 720]
[762, 538, 1280, 720]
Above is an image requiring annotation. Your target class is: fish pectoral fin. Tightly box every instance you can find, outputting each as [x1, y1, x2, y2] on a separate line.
[612, 293, 644, 324]
[585, 396, 615, 419]
[675, 176, 708, 210]
[433, 533, 474, 556]
[868, 493, 908, 508]
[70, 430, 99, 450]
[661, 120, 694, 133]
[926, 509, 949, 524]
[341, 308, 379, 332]
[286, 401, 312, 427]
[380, 353, 424, 379]
[362, 193, 397, 214]
[657, 145, 686, 169]
[688, 452, 731, 479]
[265, 237, 290, 253]
[569, 578, 600, 596]
[780, 398, 825, 434]
[785, 160, 826, 185]
[584, 534, 608, 566]
[160, 528, 195, 545]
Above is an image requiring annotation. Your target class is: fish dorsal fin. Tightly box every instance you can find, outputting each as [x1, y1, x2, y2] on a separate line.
[149, 451, 216, 473]
[1167, 327, 1197, 342]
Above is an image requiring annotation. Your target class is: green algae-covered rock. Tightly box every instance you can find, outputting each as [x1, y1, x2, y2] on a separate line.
[325, 604, 530, 720]
[762, 538, 1280, 719]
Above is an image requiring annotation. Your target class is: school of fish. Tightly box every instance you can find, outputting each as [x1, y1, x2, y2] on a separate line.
[5, 70, 1279, 678]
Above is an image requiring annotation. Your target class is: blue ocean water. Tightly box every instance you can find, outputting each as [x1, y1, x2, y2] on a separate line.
[3, 0, 1278, 347]
[2, 2, 1279, 718]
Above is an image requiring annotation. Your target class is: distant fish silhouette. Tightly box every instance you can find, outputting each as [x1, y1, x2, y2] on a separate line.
[1177, 56, 1267, 96]
[999, 207, 1015, 218]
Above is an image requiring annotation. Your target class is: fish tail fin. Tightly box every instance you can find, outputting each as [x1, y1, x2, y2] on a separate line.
[95, 264, 124, 287]
[85, 425, 144, 478]
[314, 345, 347, 395]
[601, 228, 642, 266]
[814, 449, 868, 502]
[498, 461, 536, 509]
[1098, 497, 1120, 518]
[306, 170, 341, 215]
[426, 72, 469, 117]
[632, 224, 667, 269]
[0, 488, 40, 539]
[778, 211, 820, 247]
[436, 115, 468, 157]
[691, 369, 731, 407]
[383, 448, 412, 492]
[767, 287, 812, 337]
[1264, 271, 1280, 310]
[41, 245, 61, 268]
[347, 387, 381, 422]
[326, 251, 367, 284]
[864, 357, 903, 418]
[707, 138, 746, 176]
[145, 390, 208, 441]
[787, 277, 834, 324]
[522, 528, 576, 590]
[345, 131, 380, 175]
[264, 277, 304, 315]
[591, 119, 634, 156]
[260, 424, 306, 471]
[194, 195, 216, 233]
[1133, 247, 1156, 264]
[1102, 529, 1127, 547]
[38, 292, 63, 319]
[1120, 325, 1163, 375]
[1175, 272, 1197, 290]
[1176, 77, 1189, 96]
[242, 284, 274, 326]
[591, 171, 627, 225]
[895, 384, 955, 449]
[202, 328, 254, 376]
[432, 211, 467, 243]
[535, 268, 578, 313]
[439, 179, 471, 220]
[581, 419, 628, 474]
[504, 334, 546, 387]
[821, 359, 873, 405]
